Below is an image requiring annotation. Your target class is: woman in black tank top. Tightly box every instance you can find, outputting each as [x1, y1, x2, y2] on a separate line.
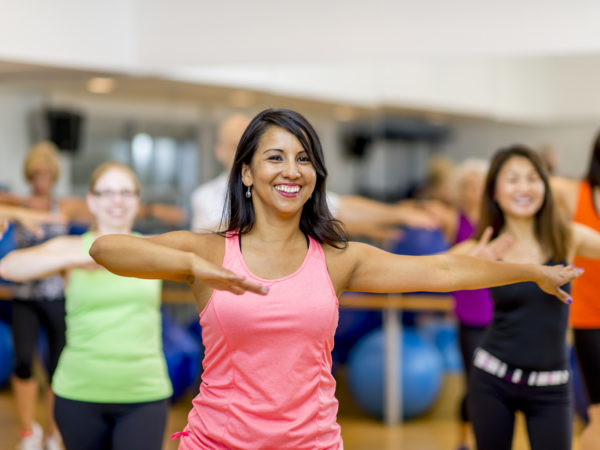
[451, 145, 600, 450]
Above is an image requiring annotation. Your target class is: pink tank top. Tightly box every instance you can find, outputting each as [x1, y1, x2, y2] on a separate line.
[177, 233, 342, 449]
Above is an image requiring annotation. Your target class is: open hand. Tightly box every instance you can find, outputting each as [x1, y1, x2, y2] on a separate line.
[536, 264, 583, 303]
[191, 257, 269, 296]
[471, 226, 514, 261]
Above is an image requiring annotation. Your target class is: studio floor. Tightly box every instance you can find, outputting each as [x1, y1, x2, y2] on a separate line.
[0, 372, 584, 449]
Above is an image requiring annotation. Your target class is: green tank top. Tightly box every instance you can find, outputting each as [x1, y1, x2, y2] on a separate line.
[52, 232, 172, 403]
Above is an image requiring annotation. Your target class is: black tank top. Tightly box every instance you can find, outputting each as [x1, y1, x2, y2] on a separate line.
[481, 260, 570, 371]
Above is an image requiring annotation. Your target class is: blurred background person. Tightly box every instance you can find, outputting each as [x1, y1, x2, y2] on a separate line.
[0, 162, 172, 450]
[551, 129, 600, 450]
[2, 142, 68, 450]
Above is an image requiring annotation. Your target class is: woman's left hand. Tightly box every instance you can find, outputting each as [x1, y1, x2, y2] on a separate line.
[535, 264, 583, 303]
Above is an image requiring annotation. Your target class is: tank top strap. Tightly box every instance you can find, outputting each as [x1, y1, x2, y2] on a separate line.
[223, 231, 244, 271]
[306, 235, 326, 265]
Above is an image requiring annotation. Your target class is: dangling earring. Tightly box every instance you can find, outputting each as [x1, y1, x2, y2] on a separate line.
[245, 185, 252, 199]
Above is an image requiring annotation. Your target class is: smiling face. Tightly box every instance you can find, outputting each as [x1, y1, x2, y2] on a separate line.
[241, 125, 317, 219]
[494, 155, 545, 219]
[87, 166, 140, 232]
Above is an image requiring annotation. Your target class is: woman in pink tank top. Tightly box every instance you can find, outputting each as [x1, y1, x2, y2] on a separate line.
[90, 109, 582, 449]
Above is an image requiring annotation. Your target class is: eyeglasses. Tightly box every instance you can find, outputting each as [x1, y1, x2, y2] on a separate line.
[92, 189, 139, 199]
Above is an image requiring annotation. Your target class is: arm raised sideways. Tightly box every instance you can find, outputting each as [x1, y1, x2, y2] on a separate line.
[328, 241, 582, 303]
[89, 231, 268, 296]
[0, 235, 89, 282]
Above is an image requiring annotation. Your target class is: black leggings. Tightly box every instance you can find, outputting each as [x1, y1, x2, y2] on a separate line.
[457, 323, 486, 423]
[12, 298, 66, 379]
[54, 396, 169, 450]
[469, 368, 572, 450]
[573, 328, 600, 404]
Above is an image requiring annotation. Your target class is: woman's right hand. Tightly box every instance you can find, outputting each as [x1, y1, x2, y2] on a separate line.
[535, 264, 583, 303]
[190, 255, 269, 296]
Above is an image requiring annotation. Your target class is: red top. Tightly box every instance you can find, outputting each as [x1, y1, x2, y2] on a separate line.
[571, 181, 600, 328]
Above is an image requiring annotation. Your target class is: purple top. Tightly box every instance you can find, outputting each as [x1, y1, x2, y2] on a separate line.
[452, 213, 494, 327]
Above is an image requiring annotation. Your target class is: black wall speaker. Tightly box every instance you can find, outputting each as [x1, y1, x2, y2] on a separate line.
[44, 109, 84, 152]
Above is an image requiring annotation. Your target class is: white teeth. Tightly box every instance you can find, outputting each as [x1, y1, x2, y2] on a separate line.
[276, 185, 300, 193]
[515, 197, 532, 204]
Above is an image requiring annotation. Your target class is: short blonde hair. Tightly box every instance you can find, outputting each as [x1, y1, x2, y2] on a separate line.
[23, 141, 61, 182]
[453, 158, 489, 188]
[88, 162, 140, 193]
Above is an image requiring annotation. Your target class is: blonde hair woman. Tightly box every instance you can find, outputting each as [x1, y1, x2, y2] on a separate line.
[1, 162, 172, 450]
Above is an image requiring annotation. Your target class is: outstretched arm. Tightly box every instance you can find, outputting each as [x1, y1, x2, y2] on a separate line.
[0, 204, 66, 237]
[0, 236, 89, 282]
[340, 242, 581, 303]
[89, 231, 268, 296]
[337, 195, 441, 230]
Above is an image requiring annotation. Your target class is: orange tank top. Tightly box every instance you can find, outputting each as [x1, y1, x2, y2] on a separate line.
[571, 181, 600, 328]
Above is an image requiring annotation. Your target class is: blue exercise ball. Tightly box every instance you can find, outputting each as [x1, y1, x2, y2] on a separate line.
[332, 308, 382, 366]
[68, 222, 89, 236]
[162, 316, 202, 400]
[419, 320, 463, 373]
[0, 223, 16, 285]
[388, 227, 448, 256]
[0, 320, 14, 386]
[347, 327, 444, 420]
[570, 347, 589, 423]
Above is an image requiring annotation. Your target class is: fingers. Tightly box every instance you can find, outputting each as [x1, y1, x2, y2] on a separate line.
[478, 226, 493, 247]
[550, 265, 583, 303]
[558, 264, 584, 281]
[555, 287, 571, 304]
[470, 227, 493, 257]
[237, 277, 269, 295]
[209, 270, 269, 296]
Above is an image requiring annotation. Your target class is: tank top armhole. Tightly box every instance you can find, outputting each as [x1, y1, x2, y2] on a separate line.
[199, 232, 237, 319]
[309, 236, 339, 304]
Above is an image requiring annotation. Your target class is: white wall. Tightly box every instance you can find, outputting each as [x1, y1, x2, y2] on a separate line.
[443, 118, 599, 178]
[4, 1, 600, 124]
[0, 1, 135, 71]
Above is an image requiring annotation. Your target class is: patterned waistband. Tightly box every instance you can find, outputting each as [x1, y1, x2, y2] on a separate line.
[473, 347, 569, 387]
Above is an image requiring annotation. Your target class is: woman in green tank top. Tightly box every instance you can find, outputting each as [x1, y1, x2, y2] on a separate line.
[0, 162, 172, 450]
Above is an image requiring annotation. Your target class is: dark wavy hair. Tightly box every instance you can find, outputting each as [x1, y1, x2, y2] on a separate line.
[221, 108, 347, 249]
[478, 144, 570, 261]
[585, 129, 600, 189]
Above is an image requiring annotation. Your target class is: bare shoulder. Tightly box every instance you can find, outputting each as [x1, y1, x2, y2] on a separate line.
[322, 241, 375, 293]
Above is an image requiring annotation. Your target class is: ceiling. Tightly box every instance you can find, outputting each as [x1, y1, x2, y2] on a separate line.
[2, 1, 600, 122]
